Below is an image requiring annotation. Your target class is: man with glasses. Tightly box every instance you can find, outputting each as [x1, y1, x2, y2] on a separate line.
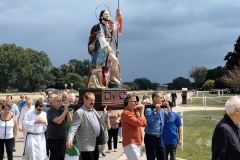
[144, 92, 173, 160]
[121, 94, 146, 160]
[47, 95, 70, 160]
[211, 96, 240, 160]
[23, 100, 47, 160]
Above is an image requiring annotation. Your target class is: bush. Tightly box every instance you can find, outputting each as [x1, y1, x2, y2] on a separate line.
[202, 80, 215, 90]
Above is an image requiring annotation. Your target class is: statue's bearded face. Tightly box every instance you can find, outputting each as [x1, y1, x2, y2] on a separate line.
[102, 10, 111, 21]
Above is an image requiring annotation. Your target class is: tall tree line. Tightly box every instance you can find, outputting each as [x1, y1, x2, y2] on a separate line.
[0, 43, 90, 92]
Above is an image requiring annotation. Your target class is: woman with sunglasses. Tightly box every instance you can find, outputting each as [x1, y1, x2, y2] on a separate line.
[0, 104, 18, 160]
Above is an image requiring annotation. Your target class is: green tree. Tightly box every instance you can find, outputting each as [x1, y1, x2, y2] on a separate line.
[224, 36, 240, 70]
[168, 77, 192, 90]
[23, 49, 53, 91]
[0, 44, 53, 92]
[0, 44, 95, 91]
[151, 82, 161, 90]
[133, 77, 153, 90]
[78, 59, 91, 77]
[64, 73, 87, 89]
[189, 66, 208, 88]
[202, 79, 215, 90]
[0, 44, 25, 91]
[60, 64, 71, 76]
[205, 66, 226, 81]
[122, 82, 137, 90]
[50, 67, 64, 89]
[68, 59, 91, 76]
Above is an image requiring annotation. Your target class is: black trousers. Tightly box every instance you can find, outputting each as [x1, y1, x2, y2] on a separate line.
[172, 99, 176, 106]
[0, 138, 14, 160]
[144, 134, 166, 160]
[80, 142, 99, 160]
[107, 128, 119, 150]
[165, 144, 177, 160]
[45, 132, 49, 156]
[48, 138, 66, 160]
[12, 138, 15, 149]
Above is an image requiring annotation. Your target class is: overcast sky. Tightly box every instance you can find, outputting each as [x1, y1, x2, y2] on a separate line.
[0, 0, 240, 84]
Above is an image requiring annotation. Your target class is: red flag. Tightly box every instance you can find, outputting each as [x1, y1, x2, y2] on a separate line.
[118, 15, 123, 35]
[116, 9, 123, 35]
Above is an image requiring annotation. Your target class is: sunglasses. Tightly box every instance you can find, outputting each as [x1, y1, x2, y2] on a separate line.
[37, 108, 42, 112]
[38, 105, 44, 108]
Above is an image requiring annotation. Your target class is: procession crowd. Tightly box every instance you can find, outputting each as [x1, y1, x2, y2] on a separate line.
[0, 90, 239, 160]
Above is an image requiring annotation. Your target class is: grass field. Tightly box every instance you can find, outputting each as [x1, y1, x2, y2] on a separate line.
[186, 93, 235, 107]
[176, 110, 225, 160]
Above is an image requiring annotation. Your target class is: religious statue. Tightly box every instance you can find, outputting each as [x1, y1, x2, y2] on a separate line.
[86, 9, 122, 88]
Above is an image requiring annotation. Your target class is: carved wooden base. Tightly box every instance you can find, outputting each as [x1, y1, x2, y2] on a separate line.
[78, 88, 127, 111]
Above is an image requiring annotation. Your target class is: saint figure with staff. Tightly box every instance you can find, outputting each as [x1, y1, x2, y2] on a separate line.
[87, 7, 122, 88]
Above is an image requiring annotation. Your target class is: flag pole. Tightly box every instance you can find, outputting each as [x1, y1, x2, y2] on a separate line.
[116, 0, 120, 51]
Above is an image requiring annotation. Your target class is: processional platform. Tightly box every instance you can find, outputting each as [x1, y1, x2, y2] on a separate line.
[76, 88, 127, 111]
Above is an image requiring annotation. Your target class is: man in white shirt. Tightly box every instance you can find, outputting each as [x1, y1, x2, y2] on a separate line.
[23, 100, 48, 160]
[18, 97, 34, 135]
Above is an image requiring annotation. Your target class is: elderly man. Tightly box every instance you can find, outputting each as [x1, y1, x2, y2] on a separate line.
[47, 95, 70, 160]
[18, 97, 34, 134]
[211, 96, 240, 160]
[23, 100, 47, 160]
[66, 92, 107, 160]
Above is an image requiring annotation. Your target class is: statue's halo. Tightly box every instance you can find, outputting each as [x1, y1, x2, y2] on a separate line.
[95, 4, 111, 19]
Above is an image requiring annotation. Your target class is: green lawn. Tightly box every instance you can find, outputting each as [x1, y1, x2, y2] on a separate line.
[187, 95, 232, 107]
[176, 110, 225, 160]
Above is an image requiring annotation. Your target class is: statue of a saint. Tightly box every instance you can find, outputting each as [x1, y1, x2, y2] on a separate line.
[87, 9, 121, 88]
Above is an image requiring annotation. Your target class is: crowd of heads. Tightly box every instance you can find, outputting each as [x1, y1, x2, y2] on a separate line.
[123, 91, 173, 108]
[0, 89, 80, 116]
